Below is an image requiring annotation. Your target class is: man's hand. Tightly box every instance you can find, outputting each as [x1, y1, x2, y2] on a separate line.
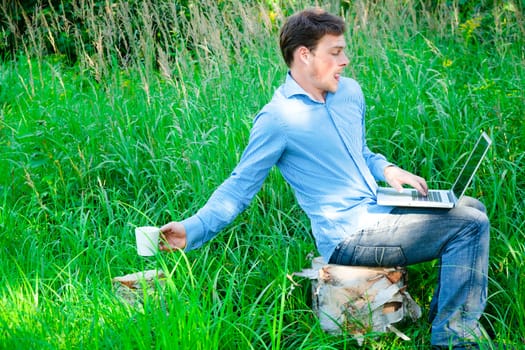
[159, 221, 187, 251]
[384, 165, 428, 196]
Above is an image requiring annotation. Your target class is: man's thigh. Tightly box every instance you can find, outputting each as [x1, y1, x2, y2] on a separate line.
[331, 198, 486, 266]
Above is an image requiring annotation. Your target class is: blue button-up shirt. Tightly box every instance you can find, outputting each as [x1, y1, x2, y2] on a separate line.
[182, 73, 394, 262]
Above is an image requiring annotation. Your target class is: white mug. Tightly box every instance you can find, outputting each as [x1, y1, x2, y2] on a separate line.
[135, 226, 160, 256]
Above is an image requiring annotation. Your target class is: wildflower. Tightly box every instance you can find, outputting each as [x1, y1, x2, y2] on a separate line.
[459, 16, 482, 42]
[269, 10, 277, 24]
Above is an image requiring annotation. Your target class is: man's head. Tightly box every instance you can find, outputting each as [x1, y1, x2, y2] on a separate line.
[279, 9, 349, 101]
[279, 8, 346, 68]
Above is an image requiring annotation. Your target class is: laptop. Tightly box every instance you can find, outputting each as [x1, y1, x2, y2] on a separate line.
[376, 132, 492, 208]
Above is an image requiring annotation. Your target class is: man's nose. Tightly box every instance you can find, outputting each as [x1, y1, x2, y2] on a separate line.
[340, 52, 349, 66]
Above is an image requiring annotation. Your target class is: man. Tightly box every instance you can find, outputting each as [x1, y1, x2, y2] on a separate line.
[159, 8, 489, 349]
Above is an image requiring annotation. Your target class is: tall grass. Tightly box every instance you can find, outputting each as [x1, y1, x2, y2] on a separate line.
[1, 0, 524, 348]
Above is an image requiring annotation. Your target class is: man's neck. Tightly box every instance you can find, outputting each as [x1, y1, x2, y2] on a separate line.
[289, 70, 326, 103]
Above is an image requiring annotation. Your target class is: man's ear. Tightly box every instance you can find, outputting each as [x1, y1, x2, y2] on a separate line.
[295, 46, 311, 65]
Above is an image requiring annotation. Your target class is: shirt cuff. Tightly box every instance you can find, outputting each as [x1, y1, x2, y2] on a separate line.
[181, 215, 206, 251]
[372, 159, 394, 182]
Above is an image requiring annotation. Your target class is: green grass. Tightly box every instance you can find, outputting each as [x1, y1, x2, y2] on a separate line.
[1, 0, 524, 348]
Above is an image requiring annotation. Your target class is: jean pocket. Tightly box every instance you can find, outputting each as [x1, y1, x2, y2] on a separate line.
[352, 245, 407, 267]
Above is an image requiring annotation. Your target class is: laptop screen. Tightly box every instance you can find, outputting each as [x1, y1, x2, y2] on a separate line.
[451, 132, 492, 199]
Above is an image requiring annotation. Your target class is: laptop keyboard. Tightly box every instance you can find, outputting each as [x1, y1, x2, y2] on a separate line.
[412, 190, 442, 202]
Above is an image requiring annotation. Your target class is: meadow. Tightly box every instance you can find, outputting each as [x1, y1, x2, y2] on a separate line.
[0, 0, 524, 349]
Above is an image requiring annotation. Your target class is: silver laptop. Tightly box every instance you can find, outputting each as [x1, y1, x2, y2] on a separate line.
[377, 132, 492, 208]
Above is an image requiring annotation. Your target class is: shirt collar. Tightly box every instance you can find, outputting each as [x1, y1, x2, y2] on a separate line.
[282, 72, 308, 98]
[282, 71, 332, 103]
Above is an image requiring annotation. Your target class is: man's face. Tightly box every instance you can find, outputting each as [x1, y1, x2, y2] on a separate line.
[305, 34, 349, 97]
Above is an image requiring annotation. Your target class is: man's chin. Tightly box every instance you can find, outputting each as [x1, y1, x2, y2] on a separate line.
[329, 84, 339, 93]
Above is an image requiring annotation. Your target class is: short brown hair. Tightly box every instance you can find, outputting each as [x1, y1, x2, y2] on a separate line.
[279, 8, 346, 67]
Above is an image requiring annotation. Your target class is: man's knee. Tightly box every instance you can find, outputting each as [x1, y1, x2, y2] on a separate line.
[458, 196, 487, 214]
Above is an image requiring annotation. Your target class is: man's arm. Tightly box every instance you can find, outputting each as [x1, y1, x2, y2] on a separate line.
[159, 111, 286, 252]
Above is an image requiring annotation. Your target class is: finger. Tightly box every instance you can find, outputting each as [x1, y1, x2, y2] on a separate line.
[390, 179, 403, 192]
[158, 235, 169, 251]
[415, 176, 428, 194]
[410, 177, 428, 195]
[159, 244, 173, 252]
[159, 231, 167, 245]
[159, 222, 172, 233]
[159, 240, 177, 252]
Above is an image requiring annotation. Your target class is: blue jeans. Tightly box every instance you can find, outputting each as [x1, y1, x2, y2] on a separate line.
[328, 196, 490, 346]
